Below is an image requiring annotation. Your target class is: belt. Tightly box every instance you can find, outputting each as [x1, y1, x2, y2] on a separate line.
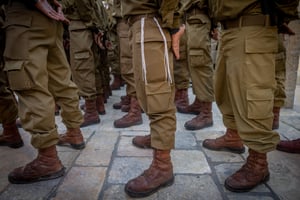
[222, 15, 274, 30]
[127, 13, 159, 26]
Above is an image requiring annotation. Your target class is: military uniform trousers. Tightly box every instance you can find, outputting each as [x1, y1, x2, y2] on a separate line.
[186, 11, 214, 102]
[215, 25, 280, 153]
[116, 18, 136, 97]
[3, 2, 83, 149]
[274, 34, 286, 108]
[129, 16, 176, 150]
[69, 20, 100, 99]
[0, 63, 18, 124]
[174, 30, 190, 90]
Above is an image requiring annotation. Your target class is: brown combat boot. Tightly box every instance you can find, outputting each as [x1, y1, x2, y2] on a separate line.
[110, 74, 123, 90]
[276, 138, 300, 153]
[174, 88, 189, 109]
[132, 135, 151, 149]
[272, 107, 280, 130]
[203, 128, 245, 154]
[57, 128, 85, 149]
[96, 95, 106, 115]
[177, 98, 201, 115]
[184, 101, 213, 130]
[125, 149, 174, 198]
[113, 95, 130, 110]
[0, 121, 24, 148]
[80, 99, 100, 127]
[8, 145, 65, 184]
[114, 96, 143, 128]
[225, 149, 269, 192]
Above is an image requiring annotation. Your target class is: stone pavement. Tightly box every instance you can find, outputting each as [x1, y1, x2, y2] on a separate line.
[1, 86, 300, 200]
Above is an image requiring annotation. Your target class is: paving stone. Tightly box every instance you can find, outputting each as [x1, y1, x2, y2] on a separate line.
[117, 136, 152, 157]
[267, 151, 300, 199]
[194, 130, 224, 141]
[76, 131, 119, 166]
[227, 195, 274, 200]
[53, 167, 106, 200]
[159, 174, 223, 200]
[172, 150, 211, 174]
[203, 149, 245, 163]
[174, 131, 197, 149]
[102, 184, 157, 200]
[108, 157, 151, 184]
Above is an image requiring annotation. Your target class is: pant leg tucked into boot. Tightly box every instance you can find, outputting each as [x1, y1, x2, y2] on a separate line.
[8, 145, 65, 184]
[0, 121, 23, 148]
[125, 150, 174, 198]
[225, 149, 269, 192]
[202, 128, 245, 154]
[58, 128, 85, 149]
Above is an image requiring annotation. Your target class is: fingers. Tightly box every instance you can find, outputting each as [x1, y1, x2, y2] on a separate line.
[171, 25, 185, 60]
[35, 0, 69, 24]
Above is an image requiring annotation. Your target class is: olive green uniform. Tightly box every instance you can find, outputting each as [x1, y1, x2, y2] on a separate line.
[121, 0, 180, 150]
[274, 34, 286, 107]
[0, 8, 18, 125]
[210, 0, 282, 153]
[3, 1, 83, 149]
[114, 0, 136, 97]
[63, 0, 106, 99]
[181, 0, 214, 102]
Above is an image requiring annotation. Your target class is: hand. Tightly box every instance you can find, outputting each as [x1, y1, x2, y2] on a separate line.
[35, 0, 69, 24]
[53, 0, 70, 24]
[171, 24, 185, 60]
[94, 32, 105, 49]
[210, 28, 219, 40]
[278, 22, 295, 35]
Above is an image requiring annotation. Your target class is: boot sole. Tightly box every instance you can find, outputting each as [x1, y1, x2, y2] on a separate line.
[0, 141, 24, 149]
[125, 176, 174, 198]
[184, 122, 213, 130]
[57, 142, 86, 150]
[202, 144, 245, 154]
[8, 167, 65, 184]
[224, 173, 270, 193]
[80, 119, 101, 128]
[114, 120, 143, 128]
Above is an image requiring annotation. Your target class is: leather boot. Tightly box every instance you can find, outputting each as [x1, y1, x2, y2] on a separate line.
[203, 128, 245, 154]
[96, 95, 106, 115]
[174, 88, 189, 109]
[0, 121, 24, 148]
[110, 74, 123, 90]
[132, 135, 151, 149]
[114, 96, 143, 128]
[272, 107, 280, 130]
[177, 98, 201, 115]
[113, 95, 130, 110]
[80, 99, 100, 127]
[276, 138, 300, 153]
[125, 149, 174, 198]
[8, 145, 65, 184]
[184, 101, 213, 130]
[225, 149, 269, 192]
[57, 128, 85, 149]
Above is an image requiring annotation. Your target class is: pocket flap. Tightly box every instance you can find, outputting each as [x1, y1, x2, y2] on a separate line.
[74, 51, 90, 59]
[247, 89, 273, 101]
[4, 15, 32, 28]
[189, 49, 204, 56]
[4, 60, 24, 71]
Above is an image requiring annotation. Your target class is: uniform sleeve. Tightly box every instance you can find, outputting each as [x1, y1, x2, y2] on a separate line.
[159, 0, 181, 29]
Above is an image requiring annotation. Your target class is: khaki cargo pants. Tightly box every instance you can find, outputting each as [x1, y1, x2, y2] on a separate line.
[129, 17, 176, 150]
[215, 26, 280, 153]
[4, 2, 83, 149]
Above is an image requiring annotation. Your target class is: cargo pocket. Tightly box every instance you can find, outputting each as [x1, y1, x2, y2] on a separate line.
[74, 51, 92, 70]
[187, 14, 209, 25]
[189, 49, 204, 67]
[4, 60, 34, 90]
[247, 89, 273, 119]
[145, 82, 172, 114]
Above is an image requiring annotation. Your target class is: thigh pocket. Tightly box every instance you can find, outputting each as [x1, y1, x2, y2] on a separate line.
[4, 60, 34, 90]
[247, 89, 273, 119]
[145, 81, 172, 114]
